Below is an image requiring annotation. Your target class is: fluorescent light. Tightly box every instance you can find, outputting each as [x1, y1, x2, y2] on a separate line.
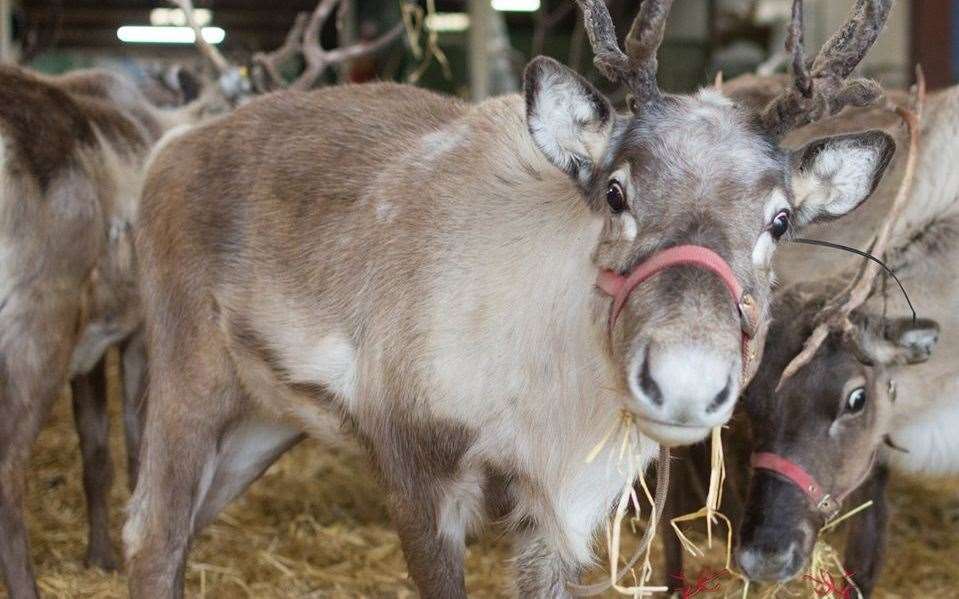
[117, 26, 225, 45]
[492, 0, 540, 12]
[150, 8, 212, 27]
[426, 12, 470, 32]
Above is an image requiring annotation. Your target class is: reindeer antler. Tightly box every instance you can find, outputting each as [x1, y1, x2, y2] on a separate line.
[762, 0, 894, 136]
[168, 0, 232, 77]
[252, 0, 407, 92]
[574, 0, 675, 105]
[778, 67, 926, 386]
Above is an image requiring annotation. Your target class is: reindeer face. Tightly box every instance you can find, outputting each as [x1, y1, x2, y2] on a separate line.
[524, 57, 894, 447]
[735, 294, 939, 583]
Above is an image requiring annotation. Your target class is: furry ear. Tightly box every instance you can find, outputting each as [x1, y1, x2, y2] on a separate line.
[524, 56, 614, 188]
[790, 130, 895, 226]
[854, 315, 940, 366]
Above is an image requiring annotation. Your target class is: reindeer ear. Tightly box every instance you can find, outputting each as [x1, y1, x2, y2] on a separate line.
[856, 316, 940, 366]
[524, 56, 614, 188]
[790, 130, 895, 226]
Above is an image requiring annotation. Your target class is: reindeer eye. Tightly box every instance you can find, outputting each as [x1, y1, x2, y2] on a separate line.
[845, 387, 867, 414]
[769, 210, 790, 240]
[606, 180, 626, 213]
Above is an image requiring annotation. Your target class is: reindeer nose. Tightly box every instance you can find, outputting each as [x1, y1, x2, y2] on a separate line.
[628, 342, 739, 445]
[736, 541, 804, 583]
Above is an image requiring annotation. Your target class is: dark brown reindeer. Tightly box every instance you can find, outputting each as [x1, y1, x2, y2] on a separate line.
[732, 67, 959, 599]
[735, 285, 939, 596]
[125, 0, 897, 596]
[0, 65, 229, 598]
[665, 59, 959, 598]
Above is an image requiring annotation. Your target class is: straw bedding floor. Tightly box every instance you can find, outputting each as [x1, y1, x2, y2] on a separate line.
[9, 353, 959, 598]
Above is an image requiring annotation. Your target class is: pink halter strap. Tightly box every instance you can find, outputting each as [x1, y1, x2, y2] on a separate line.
[596, 244, 746, 335]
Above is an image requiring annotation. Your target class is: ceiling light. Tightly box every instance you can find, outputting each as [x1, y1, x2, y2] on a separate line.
[117, 26, 225, 45]
[491, 0, 540, 12]
[150, 8, 213, 27]
[426, 12, 470, 32]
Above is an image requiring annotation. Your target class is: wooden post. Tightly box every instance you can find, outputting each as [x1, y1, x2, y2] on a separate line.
[912, 0, 953, 90]
[469, 0, 491, 101]
[0, 0, 13, 64]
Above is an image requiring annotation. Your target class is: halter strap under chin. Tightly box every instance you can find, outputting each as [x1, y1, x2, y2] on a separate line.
[751, 450, 878, 519]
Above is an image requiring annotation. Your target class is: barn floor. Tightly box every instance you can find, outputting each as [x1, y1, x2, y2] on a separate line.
[9, 352, 959, 598]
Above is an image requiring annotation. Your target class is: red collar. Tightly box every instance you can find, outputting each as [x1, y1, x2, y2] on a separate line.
[751, 452, 840, 517]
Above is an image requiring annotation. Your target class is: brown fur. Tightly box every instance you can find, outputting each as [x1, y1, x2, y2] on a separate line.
[126, 55, 894, 596]
[0, 64, 201, 597]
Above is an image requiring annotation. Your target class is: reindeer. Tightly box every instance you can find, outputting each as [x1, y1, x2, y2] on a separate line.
[125, 0, 898, 596]
[733, 74, 959, 596]
[0, 63, 234, 598]
[0, 0, 409, 593]
[662, 68, 959, 597]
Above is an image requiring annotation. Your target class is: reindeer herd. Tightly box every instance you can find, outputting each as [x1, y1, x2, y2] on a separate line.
[1, 0, 957, 597]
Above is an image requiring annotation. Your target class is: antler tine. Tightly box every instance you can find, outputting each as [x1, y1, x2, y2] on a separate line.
[573, 0, 675, 102]
[622, 0, 675, 102]
[252, 12, 309, 91]
[168, 0, 233, 76]
[289, 0, 342, 91]
[786, 0, 811, 96]
[811, 0, 894, 80]
[573, 0, 632, 84]
[777, 68, 926, 387]
[762, 0, 894, 136]
[287, 0, 408, 91]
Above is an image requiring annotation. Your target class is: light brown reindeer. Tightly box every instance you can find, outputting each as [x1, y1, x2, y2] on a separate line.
[125, 0, 897, 596]
[0, 64, 231, 598]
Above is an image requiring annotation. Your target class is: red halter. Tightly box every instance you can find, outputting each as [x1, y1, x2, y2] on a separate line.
[595, 245, 754, 366]
[751, 452, 840, 517]
[751, 449, 879, 519]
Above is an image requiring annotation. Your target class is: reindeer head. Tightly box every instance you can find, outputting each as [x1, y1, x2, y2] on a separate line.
[524, 0, 896, 446]
[734, 288, 938, 582]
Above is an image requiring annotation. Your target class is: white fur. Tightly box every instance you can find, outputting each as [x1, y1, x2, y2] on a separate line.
[628, 344, 736, 427]
[696, 88, 734, 108]
[189, 419, 301, 530]
[620, 213, 637, 241]
[889, 395, 959, 475]
[794, 143, 882, 220]
[276, 332, 358, 405]
[420, 124, 468, 163]
[437, 465, 487, 547]
[752, 191, 787, 269]
[375, 200, 397, 224]
[527, 67, 611, 184]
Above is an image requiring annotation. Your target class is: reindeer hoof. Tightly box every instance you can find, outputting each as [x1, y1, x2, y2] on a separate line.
[85, 547, 119, 572]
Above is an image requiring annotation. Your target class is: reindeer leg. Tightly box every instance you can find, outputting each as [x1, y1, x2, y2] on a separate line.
[124, 380, 237, 599]
[71, 355, 118, 571]
[514, 530, 581, 599]
[366, 417, 475, 599]
[120, 331, 147, 490]
[0, 299, 78, 599]
[0, 382, 48, 599]
[123, 319, 248, 599]
[841, 464, 889, 599]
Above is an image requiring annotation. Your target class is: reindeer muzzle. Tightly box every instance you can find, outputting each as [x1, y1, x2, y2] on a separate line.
[595, 244, 759, 378]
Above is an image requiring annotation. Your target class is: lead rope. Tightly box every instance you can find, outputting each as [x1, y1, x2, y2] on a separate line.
[568, 445, 671, 596]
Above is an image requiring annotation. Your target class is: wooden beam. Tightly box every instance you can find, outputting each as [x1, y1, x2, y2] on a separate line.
[912, 0, 953, 89]
[1, 0, 12, 62]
